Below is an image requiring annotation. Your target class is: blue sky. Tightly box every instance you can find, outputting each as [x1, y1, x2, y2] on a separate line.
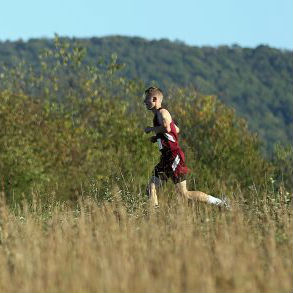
[1, 0, 292, 49]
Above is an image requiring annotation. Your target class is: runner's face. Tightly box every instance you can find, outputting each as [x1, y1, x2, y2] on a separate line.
[144, 95, 156, 110]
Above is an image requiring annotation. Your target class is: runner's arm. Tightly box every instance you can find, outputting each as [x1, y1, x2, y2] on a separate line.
[144, 109, 172, 134]
[174, 124, 180, 134]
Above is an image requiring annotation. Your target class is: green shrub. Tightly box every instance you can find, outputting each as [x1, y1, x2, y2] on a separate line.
[0, 37, 276, 204]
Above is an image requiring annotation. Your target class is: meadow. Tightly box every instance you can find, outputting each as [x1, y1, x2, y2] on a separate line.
[0, 37, 292, 292]
[0, 185, 292, 292]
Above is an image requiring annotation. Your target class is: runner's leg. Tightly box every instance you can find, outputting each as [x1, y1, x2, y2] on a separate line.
[175, 180, 223, 206]
[147, 176, 163, 207]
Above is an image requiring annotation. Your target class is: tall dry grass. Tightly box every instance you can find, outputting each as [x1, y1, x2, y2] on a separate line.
[0, 188, 292, 293]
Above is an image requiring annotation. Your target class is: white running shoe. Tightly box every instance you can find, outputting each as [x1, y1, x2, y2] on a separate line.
[220, 197, 231, 210]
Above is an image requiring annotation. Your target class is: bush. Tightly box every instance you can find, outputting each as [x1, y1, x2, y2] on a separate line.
[0, 37, 276, 204]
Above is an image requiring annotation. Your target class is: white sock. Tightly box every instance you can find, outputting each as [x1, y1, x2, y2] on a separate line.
[207, 195, 222, 206]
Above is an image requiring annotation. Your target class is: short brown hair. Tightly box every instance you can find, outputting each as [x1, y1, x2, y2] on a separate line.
[144, 86, 164, 100]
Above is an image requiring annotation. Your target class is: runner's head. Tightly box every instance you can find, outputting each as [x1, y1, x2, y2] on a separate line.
[143, 86, 163, 110]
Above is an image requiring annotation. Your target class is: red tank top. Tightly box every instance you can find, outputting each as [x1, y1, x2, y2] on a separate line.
[153, 109, 180, 153]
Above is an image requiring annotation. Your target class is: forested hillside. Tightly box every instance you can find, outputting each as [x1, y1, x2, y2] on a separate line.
[0, 36, 292, 153]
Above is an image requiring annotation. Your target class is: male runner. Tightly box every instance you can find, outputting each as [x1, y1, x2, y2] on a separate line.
[143, 86, 228, 208]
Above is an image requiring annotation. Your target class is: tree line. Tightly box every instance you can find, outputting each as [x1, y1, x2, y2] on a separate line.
[0, 36, 292, 154]
[0, 37, 292, 204]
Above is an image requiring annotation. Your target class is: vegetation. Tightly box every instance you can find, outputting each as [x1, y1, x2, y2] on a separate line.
[0, 190, 292, 292]
[0, 36, 292, 153]
[0, 37, 292, 292]
[1, 36, 289, 202]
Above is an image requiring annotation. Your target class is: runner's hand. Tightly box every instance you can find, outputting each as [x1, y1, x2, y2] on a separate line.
[149, 136, 157, 143]
[144, 127, 153, 134]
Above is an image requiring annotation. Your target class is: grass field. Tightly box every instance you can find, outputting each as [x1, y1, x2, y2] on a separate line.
[0, 187, 292, 293]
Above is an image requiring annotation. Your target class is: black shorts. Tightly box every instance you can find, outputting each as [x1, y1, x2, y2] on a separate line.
[153, 152, 188, 184]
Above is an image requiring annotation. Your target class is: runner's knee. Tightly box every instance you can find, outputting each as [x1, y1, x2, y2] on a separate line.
[179, 189, 189, 199]
[146, 183, 155, 197]
[146, 177, 160, 197]
[175, 182, 189, 198]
